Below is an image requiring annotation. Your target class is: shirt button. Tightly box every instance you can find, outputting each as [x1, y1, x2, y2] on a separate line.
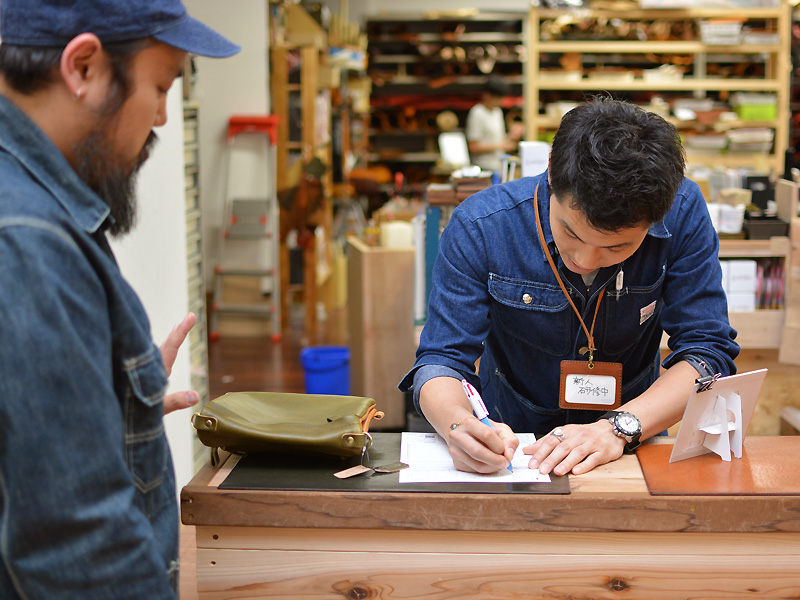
[522, 293, 532, 304]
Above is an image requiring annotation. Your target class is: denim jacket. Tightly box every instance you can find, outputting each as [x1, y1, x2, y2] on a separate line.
[0, 96, 178, 597]
[400, 173, 739, 436]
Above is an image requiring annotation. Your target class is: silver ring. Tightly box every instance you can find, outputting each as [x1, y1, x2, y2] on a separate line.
[550, 427, 565, 442]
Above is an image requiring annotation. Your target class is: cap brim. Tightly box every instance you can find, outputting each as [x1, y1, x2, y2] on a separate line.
[153, 15, 240, 58]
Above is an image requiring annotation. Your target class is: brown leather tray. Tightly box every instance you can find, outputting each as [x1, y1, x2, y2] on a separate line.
[637, 436, 800, 495]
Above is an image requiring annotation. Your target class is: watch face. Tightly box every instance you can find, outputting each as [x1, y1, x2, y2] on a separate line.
[615, 413, 640, 436]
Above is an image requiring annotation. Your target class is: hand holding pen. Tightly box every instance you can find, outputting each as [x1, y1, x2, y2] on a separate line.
[460, 379, 514, 472]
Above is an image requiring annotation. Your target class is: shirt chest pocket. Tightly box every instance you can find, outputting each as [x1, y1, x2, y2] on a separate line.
[488, 273, 574, 356]
[601, 264, 667, 357]
[123, 346, 169, 494]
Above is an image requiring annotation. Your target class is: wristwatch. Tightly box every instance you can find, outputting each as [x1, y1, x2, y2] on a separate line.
[600, 410, 642, 454]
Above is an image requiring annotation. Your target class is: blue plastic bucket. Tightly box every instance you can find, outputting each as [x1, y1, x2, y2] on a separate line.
[300, 345, 350, 395]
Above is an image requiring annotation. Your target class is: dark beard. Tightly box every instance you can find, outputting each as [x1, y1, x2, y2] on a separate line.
[73, 129, 159, 237]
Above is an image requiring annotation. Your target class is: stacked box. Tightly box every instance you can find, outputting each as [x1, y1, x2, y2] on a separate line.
[723, 259, 758, 312]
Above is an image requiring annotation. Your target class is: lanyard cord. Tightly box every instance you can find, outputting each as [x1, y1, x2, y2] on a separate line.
[533, 184, 604, 367]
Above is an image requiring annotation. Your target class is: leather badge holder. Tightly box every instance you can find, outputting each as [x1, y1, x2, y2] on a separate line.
[559, 361, 622, 411]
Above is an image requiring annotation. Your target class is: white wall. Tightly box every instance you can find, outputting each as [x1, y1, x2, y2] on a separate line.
[111, 84, 196, 492]
[184, 0, 271, 284]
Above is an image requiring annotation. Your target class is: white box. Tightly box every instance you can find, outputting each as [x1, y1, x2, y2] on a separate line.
[519, 141, 550, 178]
[727, 291, 757, 312]
[727, 259, 758, 293]
[719, 259, 730, 293]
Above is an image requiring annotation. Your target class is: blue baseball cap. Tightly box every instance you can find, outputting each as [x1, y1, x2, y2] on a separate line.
[0, 0, 241, 58]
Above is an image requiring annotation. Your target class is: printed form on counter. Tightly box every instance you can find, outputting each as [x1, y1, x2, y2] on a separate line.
[399, 431, 551, 483]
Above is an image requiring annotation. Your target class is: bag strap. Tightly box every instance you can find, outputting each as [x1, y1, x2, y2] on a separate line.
[360, 405, 384, 432]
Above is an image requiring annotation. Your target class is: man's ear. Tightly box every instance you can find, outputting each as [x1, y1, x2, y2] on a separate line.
[59, 33, 105, 99]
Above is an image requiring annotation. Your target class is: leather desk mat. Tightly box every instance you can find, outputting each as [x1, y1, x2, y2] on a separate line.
[219, 432, 570, 494]
[637, 436, 800, 495]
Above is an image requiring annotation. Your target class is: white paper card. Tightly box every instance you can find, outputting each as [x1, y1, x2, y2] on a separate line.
[700, 394, 732, 461]
[670, 369, 766, 464]
[398, 432, 551, 483]
[563, 373, 617, 406]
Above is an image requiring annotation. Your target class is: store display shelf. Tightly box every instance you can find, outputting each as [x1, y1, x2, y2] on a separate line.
[718, 237, 790, 259]
[370, 32, 522, 44]
[371, 54, 523, 65]
[535, 79, 781, 92]
[374, 74, 525, 86]
[367, 151, 441, 163]
[537, 7, 783, 20]
[537, 41, 779, 54]
[534, 117, 778, 130]
[685, 153, 779, 168]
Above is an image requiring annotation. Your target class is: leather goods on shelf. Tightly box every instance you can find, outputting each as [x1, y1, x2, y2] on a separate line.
[192, 391, 384, 465]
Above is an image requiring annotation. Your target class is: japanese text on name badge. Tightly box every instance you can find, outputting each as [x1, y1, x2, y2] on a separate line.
[564, 373, 617, 406]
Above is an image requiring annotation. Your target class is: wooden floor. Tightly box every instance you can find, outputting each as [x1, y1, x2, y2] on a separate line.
[206, 305, 350, 400]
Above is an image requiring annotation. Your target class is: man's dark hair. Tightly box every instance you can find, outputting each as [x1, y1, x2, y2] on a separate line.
[0, 38, 153, 107]
[485, 75, 511, 98]
[549, 96, 685, 231]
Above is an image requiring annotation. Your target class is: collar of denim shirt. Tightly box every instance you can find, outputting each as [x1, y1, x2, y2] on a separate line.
[0, 94, 110, 234]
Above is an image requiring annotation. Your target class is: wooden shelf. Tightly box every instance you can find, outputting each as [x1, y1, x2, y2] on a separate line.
[526, 2, 792, 177]
[366, 12, 525, 182]
[271, 44, 334, 335]
[370, 32, 523, 44]
[718, 237, 791, 259]
[537, 41, 780, 54]
[537, 7, 785, 19]
[534, 79, 781, 92]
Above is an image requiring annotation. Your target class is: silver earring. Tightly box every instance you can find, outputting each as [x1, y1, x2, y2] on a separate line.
[74, 88, 83, 101]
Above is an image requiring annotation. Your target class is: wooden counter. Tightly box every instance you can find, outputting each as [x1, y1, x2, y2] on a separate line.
[181, 436, 800, 599]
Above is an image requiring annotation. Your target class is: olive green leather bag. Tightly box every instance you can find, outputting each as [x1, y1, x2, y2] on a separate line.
[191, 391, 383, 465]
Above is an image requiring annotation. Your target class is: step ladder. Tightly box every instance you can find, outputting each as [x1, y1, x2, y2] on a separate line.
[210, 114, 282, 342]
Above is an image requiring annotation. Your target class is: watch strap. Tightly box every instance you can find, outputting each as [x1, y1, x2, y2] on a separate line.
[598, 410, 641, 454]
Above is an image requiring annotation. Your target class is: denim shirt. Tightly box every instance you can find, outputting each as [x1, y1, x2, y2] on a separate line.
[399, 173, 739, 436]
[0, 96, 178, 597]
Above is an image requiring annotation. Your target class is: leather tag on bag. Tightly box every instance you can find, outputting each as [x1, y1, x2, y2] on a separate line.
[559, 360, 622, 410]
[334, 465, 372, 479]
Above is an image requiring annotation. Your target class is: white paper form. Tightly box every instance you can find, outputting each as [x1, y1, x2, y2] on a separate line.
[399, 432, 551, 483]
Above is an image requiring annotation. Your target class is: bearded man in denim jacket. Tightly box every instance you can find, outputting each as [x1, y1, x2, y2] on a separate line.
[0, 1, 239, 597]
[400, 97, 739, 478]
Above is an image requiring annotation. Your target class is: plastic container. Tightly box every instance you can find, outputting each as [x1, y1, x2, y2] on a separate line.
[730, 93, 777, 122]
[699, 20, 743, 45]
[300, 346, 351, 395]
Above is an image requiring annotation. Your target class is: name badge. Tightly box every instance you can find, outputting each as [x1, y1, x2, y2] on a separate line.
[559, 360, 622, 410]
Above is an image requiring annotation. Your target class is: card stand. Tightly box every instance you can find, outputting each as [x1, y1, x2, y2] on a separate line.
[668, 369, 768, 464]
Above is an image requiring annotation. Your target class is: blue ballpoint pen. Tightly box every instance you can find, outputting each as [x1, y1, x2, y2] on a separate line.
[461, 379, 513, 472]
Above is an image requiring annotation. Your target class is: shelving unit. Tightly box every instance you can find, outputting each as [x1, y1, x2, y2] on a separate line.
[526, 4, 791, 174]
[366, 12, 526, 184]
[720, 236, 790, 348]
[525, 3, 796, 353]
[183, 101, 211, 472]
[271, 44, 334, 334]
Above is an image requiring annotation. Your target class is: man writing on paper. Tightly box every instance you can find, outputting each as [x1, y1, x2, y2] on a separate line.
[399, 97, 739, 476]
[0, 0, 239, 597]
